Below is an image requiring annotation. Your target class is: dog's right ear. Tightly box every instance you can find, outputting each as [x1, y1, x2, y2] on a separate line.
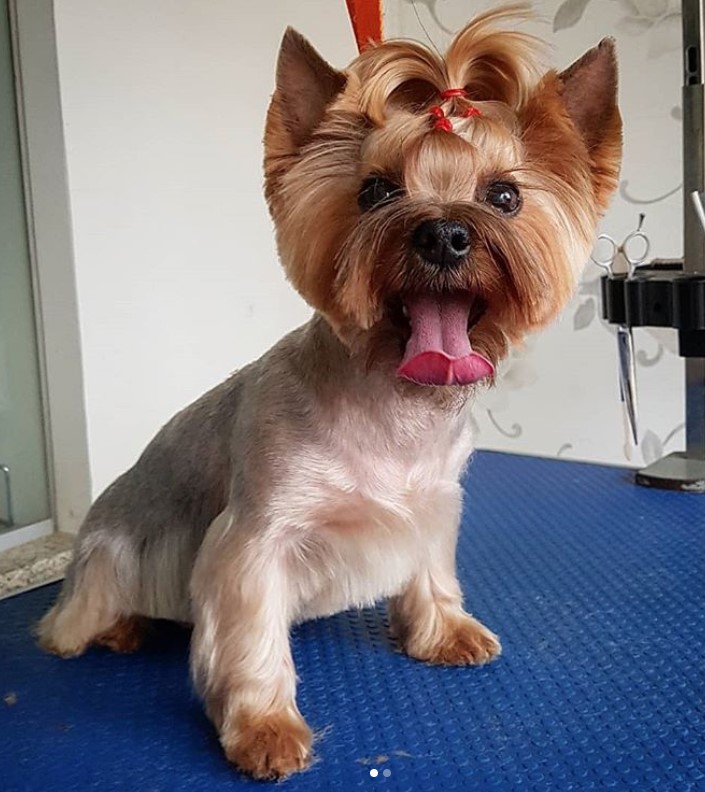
[269, 28, 347, 150]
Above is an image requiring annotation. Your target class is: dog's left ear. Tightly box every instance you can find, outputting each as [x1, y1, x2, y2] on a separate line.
[559, 37, 619, 151]
[559, 37, 622, 211]
[521, 38, 622, 213]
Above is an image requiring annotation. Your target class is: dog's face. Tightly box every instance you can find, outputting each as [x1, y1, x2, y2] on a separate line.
[264, 8, 622, 386]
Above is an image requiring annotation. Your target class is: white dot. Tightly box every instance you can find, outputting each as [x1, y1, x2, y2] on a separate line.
[370, 768, 378, 778]
[383, 769, 392, 777]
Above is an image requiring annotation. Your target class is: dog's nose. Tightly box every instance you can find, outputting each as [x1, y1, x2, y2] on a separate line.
[412, 219, 471, 268]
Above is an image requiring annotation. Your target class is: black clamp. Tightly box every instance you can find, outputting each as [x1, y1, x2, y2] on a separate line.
[600, 259, 705, 357]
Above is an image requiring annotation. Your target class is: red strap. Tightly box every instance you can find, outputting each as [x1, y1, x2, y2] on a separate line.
[439, 88, 468, 100]
[345, 0, 383, 52]
[429, 101, 482, 132]
[433, 117, 454, 133]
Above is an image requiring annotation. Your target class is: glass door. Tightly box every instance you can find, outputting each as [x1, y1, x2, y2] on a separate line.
[0, 0, 50, 532]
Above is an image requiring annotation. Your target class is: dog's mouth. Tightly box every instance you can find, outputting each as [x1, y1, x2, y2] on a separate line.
[389, 293, 493, 386]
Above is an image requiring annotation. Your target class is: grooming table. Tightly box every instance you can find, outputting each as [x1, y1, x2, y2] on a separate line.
[1, 452, 703, 791]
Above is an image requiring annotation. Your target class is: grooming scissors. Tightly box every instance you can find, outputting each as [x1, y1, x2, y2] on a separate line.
[591, 214, 650, 447]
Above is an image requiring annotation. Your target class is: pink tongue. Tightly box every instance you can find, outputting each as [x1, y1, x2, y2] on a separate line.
[397, 293, 494, 386]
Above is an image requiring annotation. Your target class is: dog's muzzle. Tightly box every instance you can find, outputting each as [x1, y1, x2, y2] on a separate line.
[411, 219, 471, 269]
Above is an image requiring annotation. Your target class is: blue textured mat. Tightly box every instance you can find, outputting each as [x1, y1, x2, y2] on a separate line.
[1, 451, 704, 791]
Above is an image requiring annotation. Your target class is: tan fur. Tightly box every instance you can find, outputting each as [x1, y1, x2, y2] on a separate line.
[222, 709, 313, 781]
[93, 616, 149, 653]
[40, 6, 622, 780]
[353, 3, 544, 125]
[37, 539, 137, 657]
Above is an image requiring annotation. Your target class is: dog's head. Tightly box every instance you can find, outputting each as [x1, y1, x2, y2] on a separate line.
[263, 5, 622, 386]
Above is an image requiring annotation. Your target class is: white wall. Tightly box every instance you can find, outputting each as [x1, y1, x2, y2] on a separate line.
[53, 0, 356, 496]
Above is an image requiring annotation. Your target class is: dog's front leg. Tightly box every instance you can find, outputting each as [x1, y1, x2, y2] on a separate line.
[389, 508, 501, 666]
[190, 516, 311, 780]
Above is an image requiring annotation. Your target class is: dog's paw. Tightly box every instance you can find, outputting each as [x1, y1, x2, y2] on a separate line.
[223, 709, 313, 780]
[93, 615, 148, 653]
[37, 633, 87, 659]
[405, 614, 502, 666]
[36, 606, 88, 658]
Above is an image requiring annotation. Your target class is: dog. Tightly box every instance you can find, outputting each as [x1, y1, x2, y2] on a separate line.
[38, 5, 622, 780]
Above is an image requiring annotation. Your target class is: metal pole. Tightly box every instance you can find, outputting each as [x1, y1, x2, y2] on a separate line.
[682, 0, 705, 460]
[0, 465, 14, 528]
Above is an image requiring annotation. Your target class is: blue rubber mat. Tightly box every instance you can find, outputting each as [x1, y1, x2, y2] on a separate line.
[1, 451, 704, 791]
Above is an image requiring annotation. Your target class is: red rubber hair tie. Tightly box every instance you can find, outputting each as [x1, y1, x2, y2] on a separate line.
[462, 106, 482, 118]
[429, 105, 453, 132]
[433, 117, 453, 132]
[439, 88, 468, 100]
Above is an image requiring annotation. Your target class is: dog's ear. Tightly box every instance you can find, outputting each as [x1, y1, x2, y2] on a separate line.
[558, 37, 622, 211]
[520, 38, 622, 213]
[559, 38, 620, 152]
[269, 28, 347, 149]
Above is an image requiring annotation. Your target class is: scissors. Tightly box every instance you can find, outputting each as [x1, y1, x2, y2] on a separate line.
[591, 214, 650, 449]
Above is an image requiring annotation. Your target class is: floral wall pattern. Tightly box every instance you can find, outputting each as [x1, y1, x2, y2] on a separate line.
[386, 0, 686, 466]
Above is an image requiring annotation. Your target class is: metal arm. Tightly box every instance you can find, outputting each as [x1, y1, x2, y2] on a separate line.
[683, 0, 705, 462]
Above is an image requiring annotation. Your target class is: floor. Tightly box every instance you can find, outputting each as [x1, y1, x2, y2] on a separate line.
[1, 452, 703, 791]
[0, 532, 73, 600]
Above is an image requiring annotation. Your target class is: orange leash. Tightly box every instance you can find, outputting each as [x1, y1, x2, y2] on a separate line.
[345, 0, 383, 52]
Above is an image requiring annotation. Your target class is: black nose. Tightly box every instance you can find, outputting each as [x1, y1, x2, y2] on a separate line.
[412, 219, 471, 267]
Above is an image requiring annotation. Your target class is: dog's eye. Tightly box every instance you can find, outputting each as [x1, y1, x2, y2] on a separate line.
[485, 182, 521, 215]
[358, 177, 403, 212]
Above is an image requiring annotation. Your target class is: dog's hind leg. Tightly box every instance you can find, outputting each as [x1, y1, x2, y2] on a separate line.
[91, 614, 149, 653]
[37, 532, 140, 658]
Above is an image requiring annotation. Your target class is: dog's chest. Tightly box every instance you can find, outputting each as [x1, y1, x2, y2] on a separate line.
[284, 401, 474, 619]
[291, 399, 473, 509]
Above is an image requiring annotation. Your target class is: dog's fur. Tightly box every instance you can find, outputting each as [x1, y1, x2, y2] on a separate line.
[38, 6, 621, 780]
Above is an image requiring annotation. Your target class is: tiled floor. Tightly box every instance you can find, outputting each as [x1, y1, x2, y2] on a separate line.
[0, 532, 72, 600]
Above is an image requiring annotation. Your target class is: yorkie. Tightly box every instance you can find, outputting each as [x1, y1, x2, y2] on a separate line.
[39, 5, 621, 780]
